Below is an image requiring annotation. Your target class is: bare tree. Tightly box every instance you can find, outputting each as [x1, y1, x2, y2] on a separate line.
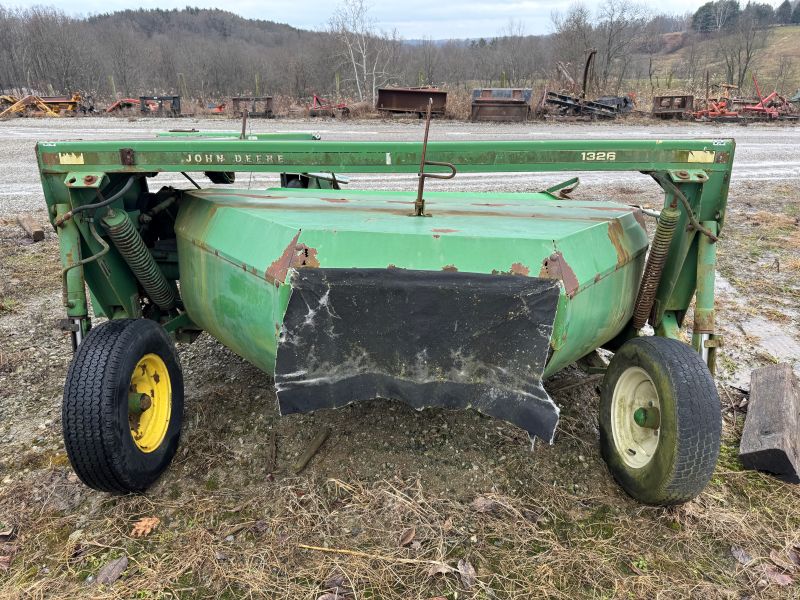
[419, 37, 440, 86]
[329, 0, 399, 103]
[715, 11, 769, 89]
[551, 4, 597, 88]
[596, 0, 647, 91]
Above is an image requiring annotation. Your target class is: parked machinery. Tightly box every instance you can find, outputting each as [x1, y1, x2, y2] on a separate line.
[652, 95, 694, 119]
[470, 88, 531, 122]
[376, 87, 447, 117]
[39, 123, 732, 506]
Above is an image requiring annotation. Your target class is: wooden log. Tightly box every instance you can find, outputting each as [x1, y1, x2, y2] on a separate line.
[739, 363, 800, 482]
[17, 214, 44, 242]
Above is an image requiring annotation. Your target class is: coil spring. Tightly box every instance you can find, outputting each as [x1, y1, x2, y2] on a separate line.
[103, 211, 176, 311]
[632, 206, 680, 329]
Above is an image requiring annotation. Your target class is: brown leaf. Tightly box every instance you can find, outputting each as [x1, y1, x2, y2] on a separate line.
[788, 548, 800, 568]
[96, 556, 128, 585]
[0, 556, 11, 571]
[398, 527, 416, 547]
[0, 527, 15, 542]
[130, 516, 160, 537]
[323, 573, 346, 589]
[731, 545, 753, 565]
[471, 496, 500, 514]
[763, 564, 794, 586]
[770, 549, 797, 573]
[427, 562, 453, 577]
[457, 559, 477, 590]
[442, 518, 453, 532]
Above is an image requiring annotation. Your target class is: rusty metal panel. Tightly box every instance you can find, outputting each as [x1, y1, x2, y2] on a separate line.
[376, 87, 447, 115]
[470, 88, 532, 122]
[232, 96, 274, 118]
[652, 95, 694, 118]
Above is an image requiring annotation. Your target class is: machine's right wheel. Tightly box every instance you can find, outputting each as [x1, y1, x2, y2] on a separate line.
[599, 336, 721, 505]
[62, 319, 184, 493]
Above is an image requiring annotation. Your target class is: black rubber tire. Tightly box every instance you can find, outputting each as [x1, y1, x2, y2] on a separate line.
[599, 337, 721, 505]
[62, 319, 184, 493]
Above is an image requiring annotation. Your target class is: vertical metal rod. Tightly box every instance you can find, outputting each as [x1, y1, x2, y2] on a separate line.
[240, 108, 249, 139]
[55, 203, 89, 349]
[693, 220, 718, 373]
[414, 99, 434, 217]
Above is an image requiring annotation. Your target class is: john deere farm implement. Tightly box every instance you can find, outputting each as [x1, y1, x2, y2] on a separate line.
[36, 125, 734, 505]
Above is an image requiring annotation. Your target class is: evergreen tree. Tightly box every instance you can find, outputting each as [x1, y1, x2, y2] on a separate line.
[776, 0, 792, 23]
[793, 2, 800, 24]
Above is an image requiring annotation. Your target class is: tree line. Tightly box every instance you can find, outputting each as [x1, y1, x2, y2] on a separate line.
[0, 1, 797, 107]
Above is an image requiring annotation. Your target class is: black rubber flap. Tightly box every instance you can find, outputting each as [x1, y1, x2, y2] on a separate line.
[275, 268, 562, 442]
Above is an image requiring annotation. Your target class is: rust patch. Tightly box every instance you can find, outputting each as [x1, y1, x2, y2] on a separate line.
[632, 208, 647, 230]
[442, 264, 458, 272]
[432, 228, 459, 233]
[266, 231, 302, 286]
[321, 197, 349, 203]
[607, 219, 631, 267]
[539, 252, 579, 297]
[490, 263, 530, 277]
[510, 262, 530, 276]
[266, 231, 321, 286]
[293, 244, 320, 269]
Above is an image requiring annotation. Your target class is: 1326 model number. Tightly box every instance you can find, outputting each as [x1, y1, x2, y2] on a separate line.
[580, 151, 616, 161]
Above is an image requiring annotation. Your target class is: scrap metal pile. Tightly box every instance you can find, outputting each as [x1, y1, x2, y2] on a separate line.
[692, 76, 799, 122]
[0, 92, 87, 118]
[470, 88, 532, 122]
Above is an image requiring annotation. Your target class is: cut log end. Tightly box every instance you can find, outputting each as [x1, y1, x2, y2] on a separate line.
[739, 363, 800, 482]
[17, 214, 44, 242]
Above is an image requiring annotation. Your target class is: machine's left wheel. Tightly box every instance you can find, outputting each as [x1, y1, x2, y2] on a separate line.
[62, 319, 184, 493]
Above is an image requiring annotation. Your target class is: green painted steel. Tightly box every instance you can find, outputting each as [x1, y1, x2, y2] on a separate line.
[174, 187, 648, 377]
[155, 131, 320, 140]
[36, 135, 735, 379]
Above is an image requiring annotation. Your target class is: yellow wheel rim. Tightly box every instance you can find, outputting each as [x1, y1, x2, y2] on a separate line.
[129, 353, 171, 453]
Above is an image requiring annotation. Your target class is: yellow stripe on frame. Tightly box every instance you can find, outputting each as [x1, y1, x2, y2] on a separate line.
[687, 150, 714, 163]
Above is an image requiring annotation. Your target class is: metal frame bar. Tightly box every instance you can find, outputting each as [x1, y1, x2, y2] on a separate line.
[37, 137, 735, 368]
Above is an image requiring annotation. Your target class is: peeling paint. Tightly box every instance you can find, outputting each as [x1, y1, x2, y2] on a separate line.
[510, 262, 530, 276]
[539, 251, 579, 297]
[265, 232, 322, 285]
[266, 230, 302, 286]
[607, 219, 631, 267]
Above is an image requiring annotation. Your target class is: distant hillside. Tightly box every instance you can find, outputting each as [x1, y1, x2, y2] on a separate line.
[86, 8, 309, 46]
[647, 25, 800, 95]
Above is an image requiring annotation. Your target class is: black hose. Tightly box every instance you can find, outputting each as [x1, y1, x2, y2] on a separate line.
[55, 176, 137, 225]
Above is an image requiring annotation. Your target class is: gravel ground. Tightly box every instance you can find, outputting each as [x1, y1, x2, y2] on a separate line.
[2, 116, 799, 215]
[0, 116, 799, 598]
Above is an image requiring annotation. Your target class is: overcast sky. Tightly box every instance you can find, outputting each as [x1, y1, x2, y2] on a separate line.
[4, 0, 790, 38]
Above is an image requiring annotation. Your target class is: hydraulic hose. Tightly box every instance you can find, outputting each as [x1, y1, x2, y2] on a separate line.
[632, 205, 680, 329]
[55, 176, 137, 226]
[101, 208, 176, 311]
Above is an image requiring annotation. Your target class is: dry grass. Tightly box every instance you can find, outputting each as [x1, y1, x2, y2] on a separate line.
[1, 415, 799, 599]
